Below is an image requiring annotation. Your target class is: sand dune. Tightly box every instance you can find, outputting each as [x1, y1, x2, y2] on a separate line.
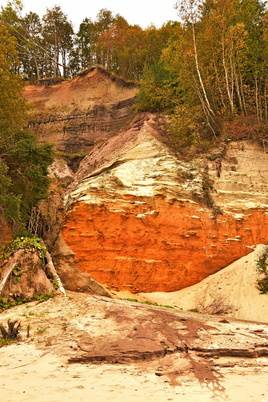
[137, 245, 268, 323]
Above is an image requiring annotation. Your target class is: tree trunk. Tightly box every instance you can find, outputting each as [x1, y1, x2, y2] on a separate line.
[264, 78, 268, 123]
[255, 75, 260, 123]
[213, 59, 226, 110]
[34, 56, 40, 81]
[0, 250, 24, 294]
[44, 250, 66, 296]
[192, 23, 215, 117]
[234, 64, 244, 114]
[222, 41, 234, 114]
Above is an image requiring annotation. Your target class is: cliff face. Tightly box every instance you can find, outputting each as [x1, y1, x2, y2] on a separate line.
[54, 113, 268, 293]
[23, 67, 138, 154]
[22, 68, 268, 294]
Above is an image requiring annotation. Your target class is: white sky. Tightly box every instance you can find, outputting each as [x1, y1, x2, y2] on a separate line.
[0, 0, 179, 30]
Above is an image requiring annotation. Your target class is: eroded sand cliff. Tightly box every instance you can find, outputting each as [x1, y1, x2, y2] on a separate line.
[23, 68, 268, 295]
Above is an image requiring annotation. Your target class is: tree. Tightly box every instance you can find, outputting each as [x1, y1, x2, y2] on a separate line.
[20, 12, 43, 81]
[72, 17, 98, 72]
[95, 8, 116, 32]
[0, 22, 53, 231]
[0, 21, 27, 135]
[138, 0, 268, 152]
[0, 0, 25, 75]
[175, 0, 217, 134]
[42, 6, 73, 77]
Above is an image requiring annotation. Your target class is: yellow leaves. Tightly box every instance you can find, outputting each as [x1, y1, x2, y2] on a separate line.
[0, 23, 28, 135]
[226, 22, 248, 49]
[0, 22, 19, 70]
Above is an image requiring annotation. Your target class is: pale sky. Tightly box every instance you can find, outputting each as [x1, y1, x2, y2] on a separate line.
[0, 0, 179, 30]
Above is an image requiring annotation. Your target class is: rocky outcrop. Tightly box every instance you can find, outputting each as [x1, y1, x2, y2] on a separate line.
[208, 140, 268, 209]
[0, 251, 54, 300]
[23, 67, 138, 155]
[69, 297, 268, 370]
[52, 113, 268, 293]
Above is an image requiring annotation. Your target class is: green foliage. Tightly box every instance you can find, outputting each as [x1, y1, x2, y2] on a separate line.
[42, 6, 74, 78]
[13, 265, 22, 275]
[256, 247, 268, 294]
[3, 1, 268, 156]
[0, 293, 54, 312]
[137, 62, 178, 112]
[2, 2, 180, 82]
[0, 22, 28, 134]
[35, 327, 47, 334]
[138, 0, 268, 152]
[123, 298, 177, 309]
[169, 106, 210, 149]
[2, 129, 53, 225]
[0, 338, 14, 346]
[0, 23, 53, 230]
[51, 279, 59, 290]
[0, 236, 47, 259]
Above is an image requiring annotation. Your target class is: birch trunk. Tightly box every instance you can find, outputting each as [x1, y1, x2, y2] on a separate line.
[222, 41, 234, 114]
[192, 23, 215, 117]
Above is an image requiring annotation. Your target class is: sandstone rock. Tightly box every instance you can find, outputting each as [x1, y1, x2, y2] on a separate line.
[0, 251, 54, 300]
[71, 298, 268, 387]
[209, 140, 268, 209]
[48, 157, 74, 186]
[24, 67, 138, 155]
[57, 114, 268, 293]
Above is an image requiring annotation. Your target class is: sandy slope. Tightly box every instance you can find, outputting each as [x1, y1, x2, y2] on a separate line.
[135, 245, 268, 323]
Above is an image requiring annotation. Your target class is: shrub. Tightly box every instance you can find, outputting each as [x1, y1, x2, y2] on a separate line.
[256, 248, 268, 294]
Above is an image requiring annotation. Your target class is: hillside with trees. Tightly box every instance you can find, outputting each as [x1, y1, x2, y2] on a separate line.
[0, 21, 53, 234]
[139, 0, 268, 152]
[0, 1, 178, 81]
[1, 0, 268, 151]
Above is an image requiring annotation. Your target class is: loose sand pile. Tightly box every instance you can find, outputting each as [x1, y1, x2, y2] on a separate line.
[132, 245, 268, 323]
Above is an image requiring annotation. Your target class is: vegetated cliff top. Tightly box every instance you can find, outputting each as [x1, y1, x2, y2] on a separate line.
[23, 66, 139, 112]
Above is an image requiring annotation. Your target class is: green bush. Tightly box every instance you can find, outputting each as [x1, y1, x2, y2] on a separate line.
[256, 248, 268, 294]
[0, 236, 47, 259]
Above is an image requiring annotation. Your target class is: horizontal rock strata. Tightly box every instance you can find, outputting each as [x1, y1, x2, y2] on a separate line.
[23, 67, 138, 154]
[58, 115, 268, 293]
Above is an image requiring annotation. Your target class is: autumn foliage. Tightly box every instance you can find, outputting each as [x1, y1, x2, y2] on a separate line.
[2, 0, 268, 151]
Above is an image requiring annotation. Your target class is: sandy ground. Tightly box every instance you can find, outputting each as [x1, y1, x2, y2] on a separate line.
[0, 290, 268, 402]
[1, 343, 268, 402]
